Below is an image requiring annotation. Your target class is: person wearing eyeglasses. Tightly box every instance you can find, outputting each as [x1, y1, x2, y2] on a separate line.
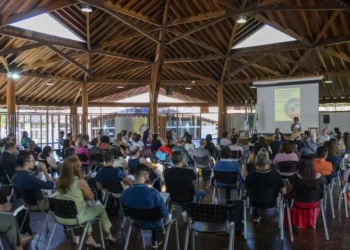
[11, 153, 54, 211]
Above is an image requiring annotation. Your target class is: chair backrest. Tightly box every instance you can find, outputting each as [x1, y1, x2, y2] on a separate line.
[92, 153, 104, 163]
[214, 171, 238, 185]
[230, 150, 242, 159]
[277, 161, 299, 173]
[248, 187, 279, 204]
[20, 189, 40, 206]
[49, 198, 78, 219]
[193, 155, 210, 167]
[123, 206, 163, 222]
[103, 182, 124, 194]
[77, 154, 88, 163]
[334, 127, 341, 135]
[188, 203, 230, 223]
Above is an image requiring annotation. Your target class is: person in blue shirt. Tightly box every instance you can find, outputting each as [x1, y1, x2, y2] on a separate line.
[300, 136, 317, 156]
[12, 153, 54, 211]
[214, 146, 243, 203]
[96, 151, 133, 190]
[121, 164, 168, 249]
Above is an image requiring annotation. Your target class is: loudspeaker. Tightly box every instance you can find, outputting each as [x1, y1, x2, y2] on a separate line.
[166, 86, 172, 96]
[323, 115, 330, 124]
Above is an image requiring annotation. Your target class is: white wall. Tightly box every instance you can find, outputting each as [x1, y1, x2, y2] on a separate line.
[319, 112, 350, 133]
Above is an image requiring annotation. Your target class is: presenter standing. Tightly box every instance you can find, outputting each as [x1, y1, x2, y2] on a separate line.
[291, 117, 301, 132]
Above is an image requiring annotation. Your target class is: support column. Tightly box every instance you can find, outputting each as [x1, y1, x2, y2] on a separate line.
[149, 64, 159, 133]
[217, 83, 225, 137]
[70, 107, 79, 137]
[81, 82, 88, 134]
[6, 78, 16, 135]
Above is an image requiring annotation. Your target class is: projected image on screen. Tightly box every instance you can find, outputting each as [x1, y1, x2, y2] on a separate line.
[275, 88, 300, 121]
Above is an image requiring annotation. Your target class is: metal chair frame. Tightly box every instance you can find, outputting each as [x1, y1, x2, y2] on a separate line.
[102, 182, 126, 227]
[212, 171, 242, 204]
[338, 182, 349, 218]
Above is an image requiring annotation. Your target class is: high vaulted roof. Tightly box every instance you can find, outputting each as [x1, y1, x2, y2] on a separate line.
[0, 0, 349, 107]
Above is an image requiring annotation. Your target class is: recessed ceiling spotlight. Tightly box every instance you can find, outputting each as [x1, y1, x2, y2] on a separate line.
[81, 5, 93, 13]
[324, 77, 332, 84]
[237, 17, 247, 24]
[191, 80, 195, 84]
[7, 72, 20, 79]
[250, 85, 257, 89]
[185, 86, 192, 90]
[47, 82, 54, 86]
[117, 85, 124, 89]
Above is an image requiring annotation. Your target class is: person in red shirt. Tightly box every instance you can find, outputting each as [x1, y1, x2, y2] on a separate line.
[158, 139, 172, 156]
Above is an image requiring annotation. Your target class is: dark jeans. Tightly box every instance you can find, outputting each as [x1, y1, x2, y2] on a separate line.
[152, 229, 163, 242]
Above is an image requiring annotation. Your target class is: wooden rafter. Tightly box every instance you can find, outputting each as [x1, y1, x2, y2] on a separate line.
[47, 45, 90, 75]
[0, 0, 77, 27]
[165, 54, 225, 63]
[233, 58, 282, 76]
[94, 64, 150, 79]
[0, 57, 10, 72]
[94, 50, 152, 63]
[228, 54, 268, 77]
[169, 10, 226, 26]
[0, 43, 43, 57]
[164, 65, 211, 80]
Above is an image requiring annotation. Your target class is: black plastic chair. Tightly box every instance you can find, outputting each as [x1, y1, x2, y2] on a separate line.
[244, 187, 293, 241]
[184, 203, 235, 250]
[46, 198, 105, 250]
[103, 182, 126, 227]
[246, 163, 255, 175]
[193, 155, 213, 184]
[277, 161, 299, 178]
[19, 189, 51, 248]
[212, 171, 242, 203]
[123, 207, 179, 250]
[230, 150, 242, 160]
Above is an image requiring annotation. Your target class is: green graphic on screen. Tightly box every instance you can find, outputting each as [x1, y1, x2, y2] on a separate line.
[275, 88, 300, 121]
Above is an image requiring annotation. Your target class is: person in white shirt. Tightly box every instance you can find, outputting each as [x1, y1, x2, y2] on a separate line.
[220, 132, 231, 147]
[132, 134, 145, 151]
[184, 134, 196, 156]
[317, 128, 330, 145]
[229, 136, 244, 157]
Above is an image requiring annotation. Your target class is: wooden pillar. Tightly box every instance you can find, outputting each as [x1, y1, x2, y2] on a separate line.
[217, 83, 225, 137]
[81, 82, 88, 134]
[70, 107, 79, 137]
[149, 63, 159, 133]
[6, 78, 16, 135]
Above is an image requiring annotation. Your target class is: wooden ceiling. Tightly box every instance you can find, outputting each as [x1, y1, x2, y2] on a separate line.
[0, 0, 349, 107]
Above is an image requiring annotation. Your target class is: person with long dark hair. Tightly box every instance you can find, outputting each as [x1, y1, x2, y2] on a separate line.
[184, 134, 195, 156]
[248, 134, 259, 147]
[286, 155, 326, 228]
[20, 131, 31, 149]
[344, 132, 350, 154]
[324, 140, 341, 167]
[38, 146, 58, 170]
[204, 134, 217, 158]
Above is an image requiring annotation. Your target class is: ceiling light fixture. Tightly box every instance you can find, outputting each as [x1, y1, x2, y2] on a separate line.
[237, 17, 247, 24]
[117, 85, 124, 89]
[47, 82, 54, 86]
[7, 72, 20, 79]
[324, 77, 333, 84]
[185, 86, 192, 90]
[191, 80, 195, 84]
[250, 86, 257, 89]
[81, 5, 93, 13]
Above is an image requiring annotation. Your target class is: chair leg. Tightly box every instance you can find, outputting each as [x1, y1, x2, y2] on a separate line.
[338, 192, 343, 211]
[212, 187, 216, 204]
[78, 222, 90, 250]
[36, 212, 50, 248]
[191, 231, 196, 250]
[313, 208, 317, 228]
[324, 190, 328, 210]
[19, 209, 29, 233]
[243, 200, 247, 239]
[0, 239, 3, 250]
[320, 201, 330, 241]
[280, 202, 284, 241]
[217, 188, 221, 204]
[174, 221, 180, 250]
[98, 220, 106, 250]
[329, 188, 335, 218]
[163, 223, 172, 250]
[286, 206, 294, 242]
[45, 223, 57, 250]
[184, 223, 190, 250]
[124, 224, 132, 250]
[229, 222, 235, 250]
[140, 230, 145, 249]
[345, 192, 349, 218]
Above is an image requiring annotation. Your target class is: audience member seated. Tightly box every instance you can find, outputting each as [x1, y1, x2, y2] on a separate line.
[132, 134, 145, 151]
[344, 132, 350, 153]
[246, 143, 262, 164]
[151, 134, 162, 153]
[121, 164, 168, 248]
[142, 128, 150, 147]
[96, 151, 132, 190]
[335, 134, 345, 153]
[0, 203, 34, 250]
[55, 156, 116, 247]
[300, 136, 317, 156]
[214, 146, 243, 203]
[248, 134, 259, 148]
[317, 128, 330, 145]
[12, 153, 54, 211]
[0, 133, 16, 152]
[275, 128, 285, 141]
[220, 132, 231, 147]
[38, 146, 59, 171]
[166, 130, 176, 148]
[164, 151, 206, 221]
[27, 140, 38, 161]
[100, 135, 112, 151]
[295, 135, 304, 152]
[121, 130, 128, 145]
[66, 132, 75, 147]
[324, 141, 341, 168]
[62, 139, 72, 156]
[112, 137, 127, 158]
[229, 136, 244, 158]
[286, 155, 326, 228]
[273, 142, 299, 166]
[0, 142, 18, 184]
[245, 152, 286, 222]
[128, 132, 134, 145]
[313, 146, 333, 182]
[63, 147, 75, 159]
[128, 145, 153, 174]
[20, 131, 31, 149]
[182, 131, 190, 140]
[158, 139, 172, 156]
[193, 139, 211, 158]
[258, 137, 273, 155]
[204, 134, 217, 158]
[184, 134, 196, 156]
[172, 138, 194, 166]
[75, 138, 92, 165]
[269, 134, 283, 160]
[304, 130, 317, 145]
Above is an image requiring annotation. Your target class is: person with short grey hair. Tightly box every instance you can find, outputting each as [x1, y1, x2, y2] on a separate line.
[245, 151, 286, 223]
[192, 139, 210, 158]
[300, 136, 317, 155]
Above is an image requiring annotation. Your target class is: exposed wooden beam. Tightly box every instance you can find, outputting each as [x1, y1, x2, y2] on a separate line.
[319, 47, 350, 63]
[0, 43, 43, 57]
[288, 50, 311, 77]
[89, 85, 143, 101]
[73, 86, 82, 104]
[0, 69, 83, 82]
[0, 57, 10, 72]
[0, 0, 77, 27]
[47, 45, 90, 75]
[169, 10, 226, 26]
[0, 26, 87, 51]
[94, 50, 152, 63]
[228, 54, 268, 77]
[87, 79, 217, 85]
[233, 57, 282, 76]
[94, 64, 150, 79]
[165, 54, 225, 63]
[81, 0, 160, 44]
[313, 11, 341, 46]
[164, 64, 211, 80]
